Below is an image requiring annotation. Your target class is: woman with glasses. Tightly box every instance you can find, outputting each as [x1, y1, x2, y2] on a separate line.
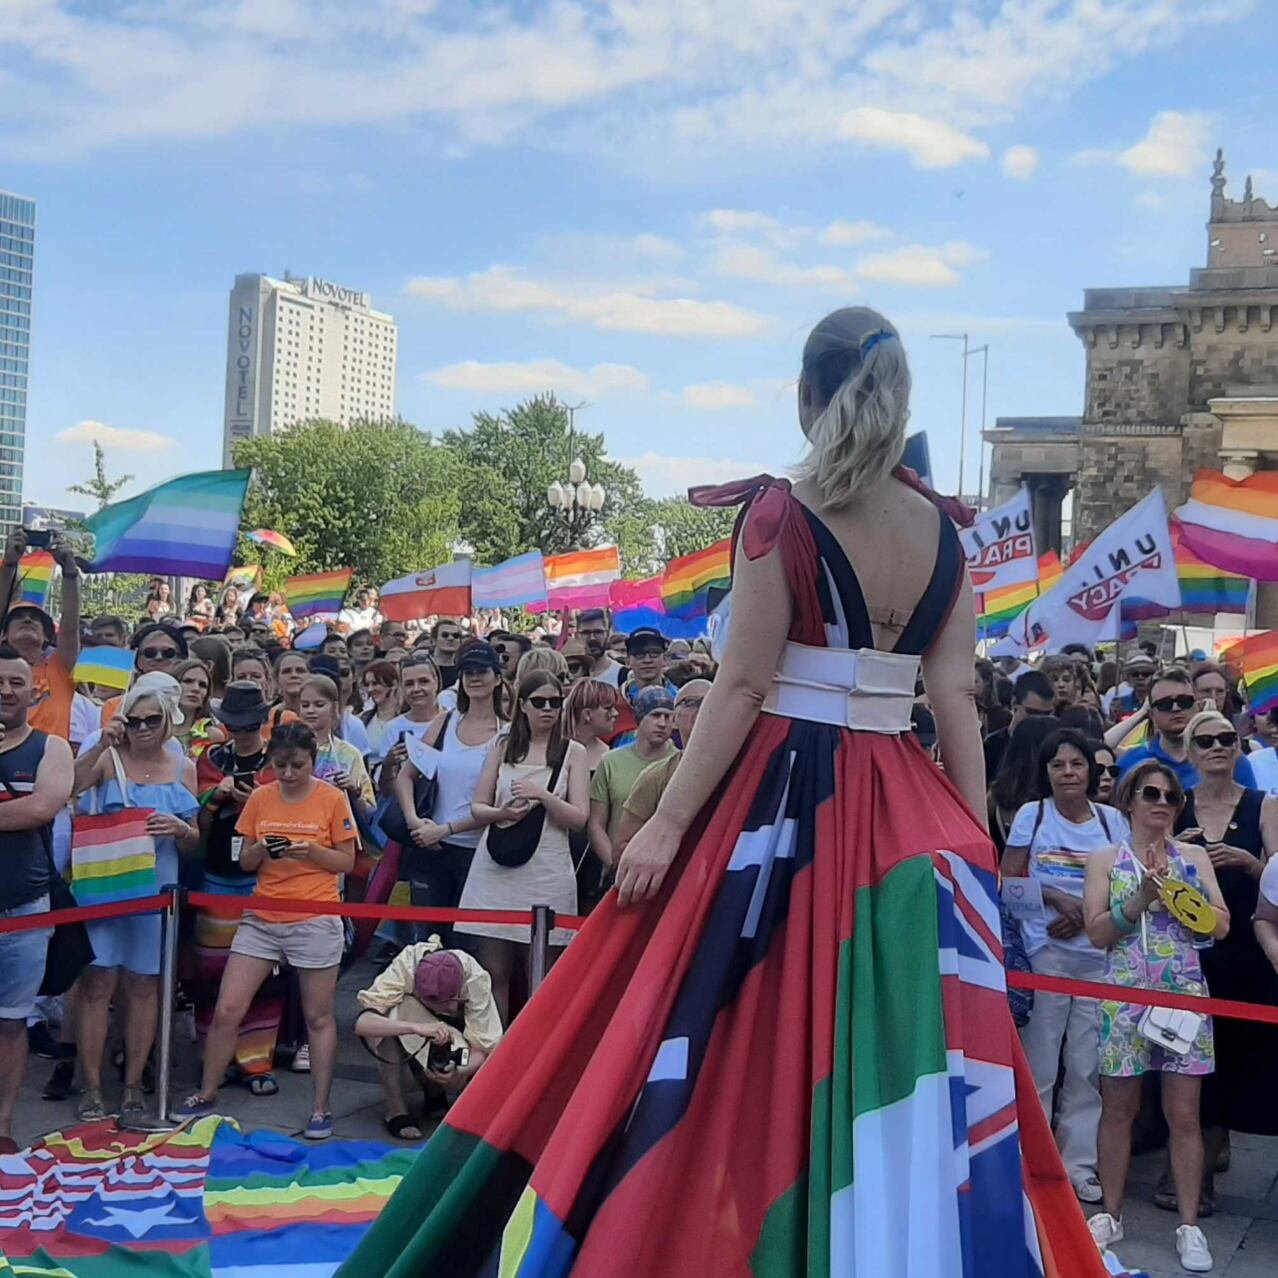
[456, 672, 589, 1022]
[1093, 743, 1120, 803]
[96, 622, 189, 728]
[565, 677, 622, 912]
[1156, 710, 1278, 1213]
[1001, 729, 1129, 1206]
[1082, 761, 1230, 1272]
[394, 643, 506, 946]
[70, 673, 200, 1122]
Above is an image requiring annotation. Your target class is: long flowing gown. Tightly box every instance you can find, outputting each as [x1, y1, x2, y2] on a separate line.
[339, 475, 1108, 1278]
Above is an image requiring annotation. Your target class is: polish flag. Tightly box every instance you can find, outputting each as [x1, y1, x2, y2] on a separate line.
[380, 561, 472, 621]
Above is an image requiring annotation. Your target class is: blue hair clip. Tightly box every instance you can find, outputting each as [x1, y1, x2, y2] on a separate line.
[859, 328, 893, 355]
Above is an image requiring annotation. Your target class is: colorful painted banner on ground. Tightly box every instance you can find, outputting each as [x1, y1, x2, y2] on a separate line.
[73, 645, 136, 691]
[661, 539, 731, 620]
[1175, 468, 1278, 580]
[472, 551, 546, 609]
[284, 569, 353, 621]
[1223, 629, 1278, 714]
[977, 551, 1063, 638]
[960, 488, 1039, 592]
[0, 1119, 413, 1278]
[83, 469, 251, 578]
[380, 561, 472, 620]
[15, 550, 55, 607]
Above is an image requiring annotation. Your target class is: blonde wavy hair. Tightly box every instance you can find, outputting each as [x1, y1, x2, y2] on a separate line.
[792, 306, 910, 507]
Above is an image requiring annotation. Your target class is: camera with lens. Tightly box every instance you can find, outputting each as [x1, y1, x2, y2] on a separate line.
[426, 1041, 470, 1072]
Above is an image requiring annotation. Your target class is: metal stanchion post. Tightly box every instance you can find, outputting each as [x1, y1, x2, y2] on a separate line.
[529, 904, 554, 993]
[119, 883, 181, 1133]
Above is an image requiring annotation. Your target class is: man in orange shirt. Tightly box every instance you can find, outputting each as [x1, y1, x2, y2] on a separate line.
[0, 528, 81, 743]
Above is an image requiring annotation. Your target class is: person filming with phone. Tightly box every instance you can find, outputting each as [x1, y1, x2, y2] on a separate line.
[353, 942, 503, 1141]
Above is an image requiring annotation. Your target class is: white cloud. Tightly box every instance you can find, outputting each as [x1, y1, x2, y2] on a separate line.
[404, 267, 768, 337]
[1001, 145, 1038, 181]
[1135, 191, 1167, 209]
[1076, 110, 1212, 177]
[56, 420, 177, 452]
[682, 382, 759, 409]
[837, 107, 989, 169]
[820, 219, 891, 247]
[422, 358, 649, 398]
[619, 451, 773, 498]
[632, 233, 684, 260]
[855, 241, 989, 288]
[708, 244, 855, 289]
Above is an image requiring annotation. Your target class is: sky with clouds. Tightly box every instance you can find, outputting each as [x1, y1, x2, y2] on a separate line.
[3, 0, 1273, 508]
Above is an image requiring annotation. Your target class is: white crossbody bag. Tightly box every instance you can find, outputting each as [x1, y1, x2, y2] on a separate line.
[1134, 897, 1204, 1056]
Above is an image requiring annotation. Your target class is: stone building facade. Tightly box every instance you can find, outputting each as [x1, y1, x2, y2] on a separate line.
[987, 153, 1278, 618]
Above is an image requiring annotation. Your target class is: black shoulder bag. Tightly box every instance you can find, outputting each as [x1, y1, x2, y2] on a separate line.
[378, 713, 451, 846]
[486, 744, 568, 869]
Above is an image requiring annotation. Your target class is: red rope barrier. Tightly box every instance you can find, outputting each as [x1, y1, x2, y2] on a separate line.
[0, 893, 171, 933]
[186, 891, 587, 931]
[1007, 970, 1278, 1027]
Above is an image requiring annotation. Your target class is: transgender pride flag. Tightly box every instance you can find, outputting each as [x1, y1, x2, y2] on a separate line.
[84, 469, 251, 578]
[472, 551, 547, 609]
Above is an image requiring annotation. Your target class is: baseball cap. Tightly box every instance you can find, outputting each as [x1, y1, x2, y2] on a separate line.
[414, 951, 465, 1004]
[456, 642, 502, 674]
[625, 627, 667, 654]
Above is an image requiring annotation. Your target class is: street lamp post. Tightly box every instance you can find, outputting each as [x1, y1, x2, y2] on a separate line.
[930, 332, 970, 498]
[965, 344, 989, 510]
[546, 401, 606, 547]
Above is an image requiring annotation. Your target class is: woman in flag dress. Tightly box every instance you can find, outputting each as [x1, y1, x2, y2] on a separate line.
[339, 308, 1109, 1278]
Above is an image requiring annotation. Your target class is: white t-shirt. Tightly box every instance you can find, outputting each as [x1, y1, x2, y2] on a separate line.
[592, 659, 624, 688]
[70, 693, 100, 750]
[1260, 854, 1278, 909]
[340, 710, 371, 757]
[386, 714, 435, 744]
[1009, 798, 1130, 956]
[1248, 746, 1278, 796]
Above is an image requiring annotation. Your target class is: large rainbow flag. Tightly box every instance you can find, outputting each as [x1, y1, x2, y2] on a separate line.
[1174, 468, 1278, 580]
[84, 469, 251, 578]
[661, 539, 731, 620]
[1175, 530, 1251, 614]
[284, 568, 353, 620]
[1224, 630, 1278, 714]
[977, 551, 1063, 638]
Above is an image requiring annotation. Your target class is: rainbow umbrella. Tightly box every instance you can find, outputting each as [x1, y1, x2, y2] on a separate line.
[247, 529, 297, 556]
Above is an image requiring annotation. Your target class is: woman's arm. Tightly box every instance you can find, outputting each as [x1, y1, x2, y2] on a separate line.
[1104, 703, 1148, 751]
[294, 836, 357, 875]
[538, 746, 588, 832]
[1259, 794, 1278, 863]
[1181, 844, 1231, 940]
[1083, 849, 1127, 947]
[587, 799, 614, 868]
[1256, 898, 1278, 972]
[919, 574, 985, 823]
[1001, 844, 1030, 878]
[614, 535, 791, 906]
[71, 746, 109, 799]
[468, 743, 510, 825]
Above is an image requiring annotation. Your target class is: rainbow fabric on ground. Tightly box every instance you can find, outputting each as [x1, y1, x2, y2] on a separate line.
[284, 568, 353, 620]
[84, 469, 251, 578]
[16, 550, 55, 607]
[977, 551, 1063, 638]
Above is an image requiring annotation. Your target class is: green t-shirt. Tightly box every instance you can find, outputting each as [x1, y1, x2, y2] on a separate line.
[591, 743, 677, 840]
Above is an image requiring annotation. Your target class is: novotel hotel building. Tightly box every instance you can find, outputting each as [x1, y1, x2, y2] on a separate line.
[222, 272, 398, 465]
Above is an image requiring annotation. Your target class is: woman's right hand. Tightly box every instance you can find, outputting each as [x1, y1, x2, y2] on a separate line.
[496, 799, 532, 824]
[387, 742, 407, 768]
[101, 716, 127, 749]
[409, 819, 449, 847]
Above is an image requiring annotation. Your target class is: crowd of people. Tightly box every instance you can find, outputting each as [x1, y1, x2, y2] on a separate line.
[3, 520, 1278, 1270]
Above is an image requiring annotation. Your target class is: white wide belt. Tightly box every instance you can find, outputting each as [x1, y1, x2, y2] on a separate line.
[761, 642, 919, 734]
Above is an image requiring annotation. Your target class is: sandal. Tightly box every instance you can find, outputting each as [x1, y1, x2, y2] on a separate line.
[384, 1113, 423, 1141]
[247, 1074, 279, 1097]
[76, 1088, 107, 1122]
[120, 1086, 146, 1122]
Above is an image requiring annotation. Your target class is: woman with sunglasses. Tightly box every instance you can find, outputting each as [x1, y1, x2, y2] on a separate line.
[564, 677, 622, 912]
[70, 673, 200, 1123]
[1082, 760, 1230, 1271]
[394, 643, 505, 946]
[456, 671, 589, 1022]
[1093, 743, 1120, 803]
[1158, 710, 1278, 1213]
[1002, 729, 1129, 1206]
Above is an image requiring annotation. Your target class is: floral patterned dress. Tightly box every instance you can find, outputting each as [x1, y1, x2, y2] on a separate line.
[1099, 840, 1215, 1077]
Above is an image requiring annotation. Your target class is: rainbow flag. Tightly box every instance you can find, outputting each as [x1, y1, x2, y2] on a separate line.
[284, 568, 352, 621]
[73, 646, 135, 691]
[1176, 531, 1251, 613]
[977, 551, 1063, 638]
[223, 564, 263, 595]
[16, 550, 55, 607]
[661, 539, 732, 620]
[1175, 468, 1278, 580]
[84, 469, 251, 578]
[1226, 630, 1278, 714]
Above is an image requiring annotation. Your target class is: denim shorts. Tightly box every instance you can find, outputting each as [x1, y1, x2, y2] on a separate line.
[0, 895, 51, 1019]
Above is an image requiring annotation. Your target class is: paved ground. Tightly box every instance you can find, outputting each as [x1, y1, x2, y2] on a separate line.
[10, 956, 1278, 1276]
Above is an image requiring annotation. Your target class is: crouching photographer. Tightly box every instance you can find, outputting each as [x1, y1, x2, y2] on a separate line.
[353, 941, 503, 1141]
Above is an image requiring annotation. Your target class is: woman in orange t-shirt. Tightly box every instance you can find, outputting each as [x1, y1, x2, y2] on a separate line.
[176, 721, 356, 1140]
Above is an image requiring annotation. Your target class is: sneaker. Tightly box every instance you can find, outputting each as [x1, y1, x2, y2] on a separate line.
[75, 1088, 107, 1122]
[303, 1111, 332, 1141]
[27, 1023, 74, 1061]
[42, 1060, 75, 1102]
[1073, 1176, 1104, 1204]
[172, 1093, 218, 1120]
[292, 1044, 311, 1073]
[1176, 1224, 1213, 1273]
[1087, 1212, 1124, 1250]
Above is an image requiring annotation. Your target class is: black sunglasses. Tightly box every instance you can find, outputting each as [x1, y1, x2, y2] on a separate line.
[1099, 764, 1120, 777]
[1151, 694, 1196, 713]
[125, 712, 165, 731]
[1192, 730, 1238, 750]
[527, 695, 564, 711]
[139, 646, 179, 661]
[1137, 784, 1177, 806]
[437, 631, 462, 641]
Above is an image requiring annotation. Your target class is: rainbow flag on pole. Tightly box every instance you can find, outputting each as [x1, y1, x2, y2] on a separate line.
[544, 546, 621, 609]
[284, 569, 353, 621]
[1175, 531, 1251, 613]
[84, 469, 251, 577]
[16, 550, 55, 607]
[1225, 630, 1278, 714]
[977, 551, 1063, 638]
[1174, 468, 1278, 580]
[661, 539, 732, 620]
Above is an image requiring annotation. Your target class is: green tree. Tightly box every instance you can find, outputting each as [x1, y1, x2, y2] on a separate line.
[68, 441, 133, 509]
[442, 395, 652, 568]
[233, 419, 464, 588]
[647, 496, 737, 563]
